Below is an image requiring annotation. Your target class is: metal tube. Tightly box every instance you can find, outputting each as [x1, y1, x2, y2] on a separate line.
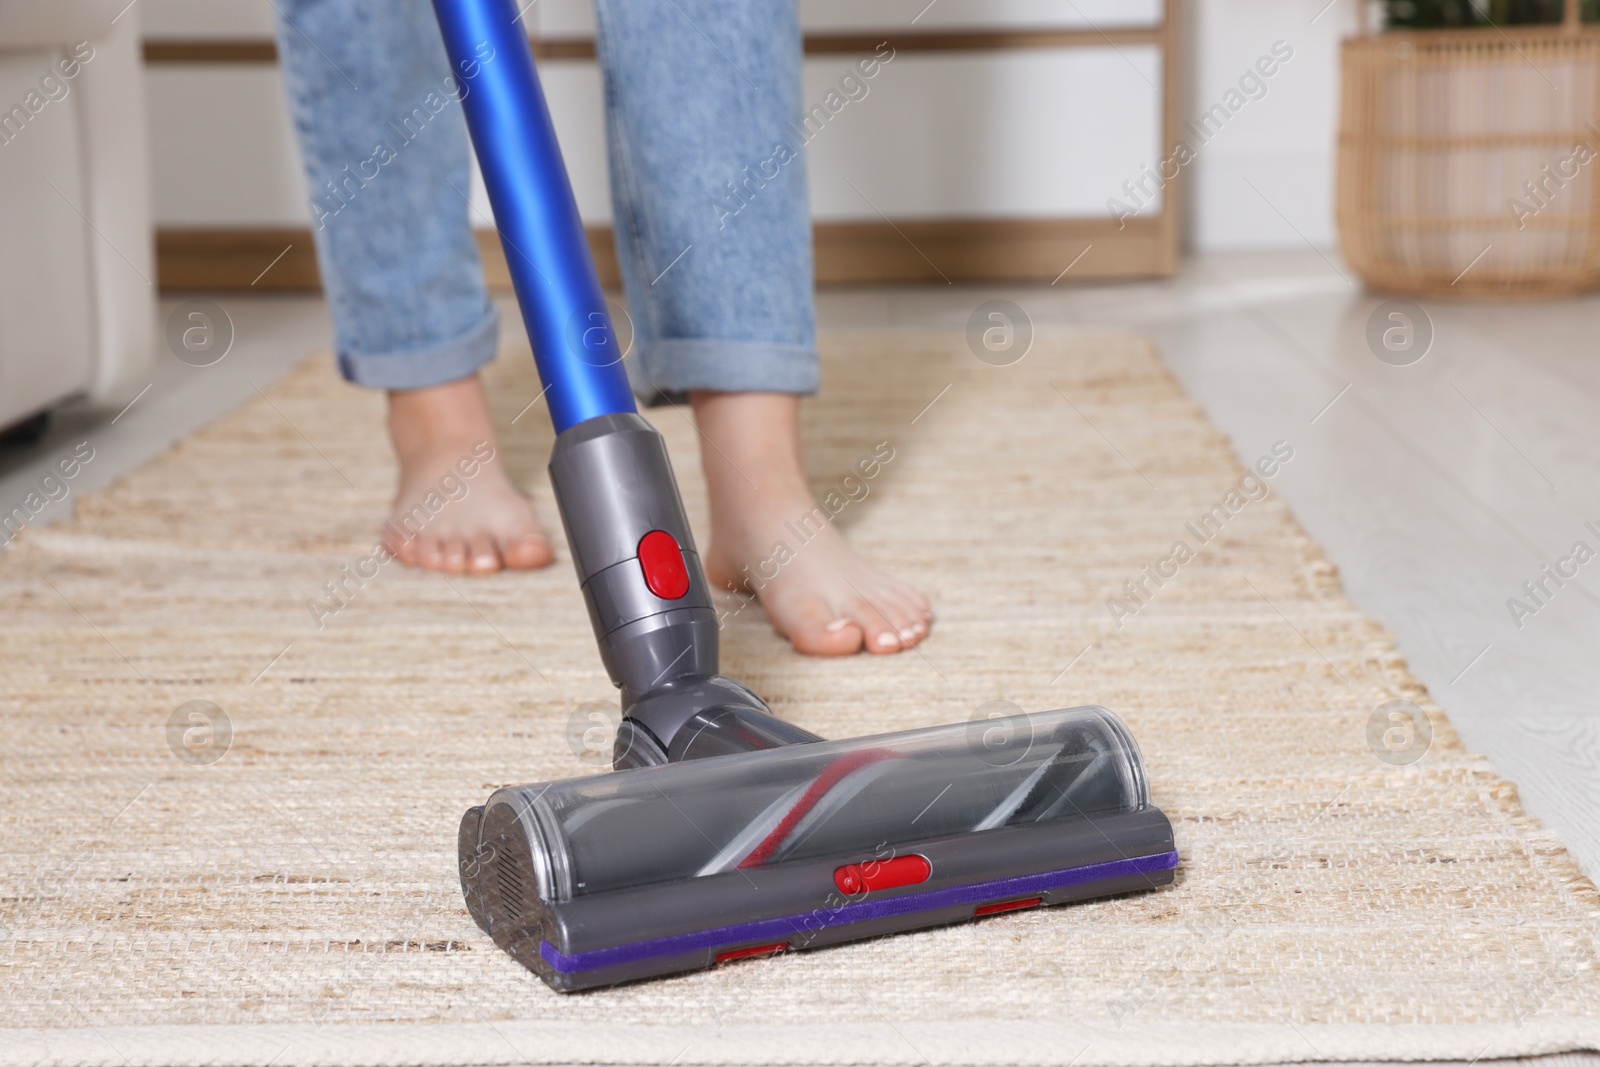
[431, 0, 636, 432]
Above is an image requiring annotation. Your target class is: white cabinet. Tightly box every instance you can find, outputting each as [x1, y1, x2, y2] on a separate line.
[141, 0, 1180, 284]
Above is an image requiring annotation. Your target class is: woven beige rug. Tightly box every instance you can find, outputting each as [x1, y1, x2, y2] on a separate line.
[2, 330, 1598, 1067]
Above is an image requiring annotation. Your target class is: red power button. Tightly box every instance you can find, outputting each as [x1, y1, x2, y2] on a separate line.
[638, 530, 690, 599]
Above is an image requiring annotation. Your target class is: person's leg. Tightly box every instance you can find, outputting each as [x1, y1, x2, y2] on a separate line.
[593, 0, 930, 654]
[274, 0, 550, 574]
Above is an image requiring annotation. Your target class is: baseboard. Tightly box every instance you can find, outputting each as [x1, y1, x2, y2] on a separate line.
[142, 28, 1167, 64]
[808, 217, 1171, 284]
[155, 219, 1173, 292]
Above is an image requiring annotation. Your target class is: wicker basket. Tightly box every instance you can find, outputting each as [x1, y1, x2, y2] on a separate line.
[1336, 2, 1600, 296]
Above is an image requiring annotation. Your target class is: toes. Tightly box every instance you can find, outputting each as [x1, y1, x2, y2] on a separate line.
[387, 529, 422, 568]
[439, 537, 470, 574]
[887, 591, 932, 647]
[881, 594, 921, 643]
[867, 627, 904, 654]
[466, 534, 502, 575]
[754, 570, 935, 657]
[385, 522, 552, 574]
[418, 535, 448, 571]
[844, 596, 906, 654]
[845, 588, 934, 653]
[781, 597, 866, 656]
[500, 531, 554, 570]
[906, 587, 933, 623]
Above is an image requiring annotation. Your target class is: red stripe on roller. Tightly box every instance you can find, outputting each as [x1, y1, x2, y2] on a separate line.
[736, 748, 900, 869]
[715, 941, 788, 964]
[834, 855, 932, 896]
[974, 896, 1042, 917]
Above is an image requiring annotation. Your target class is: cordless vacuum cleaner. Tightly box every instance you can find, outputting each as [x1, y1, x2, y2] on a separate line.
[433, 0, 1178, 992]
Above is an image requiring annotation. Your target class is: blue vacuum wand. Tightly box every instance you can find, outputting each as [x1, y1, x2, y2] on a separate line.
[433, 0, 633, 432]
[433, 0, 1177, 992]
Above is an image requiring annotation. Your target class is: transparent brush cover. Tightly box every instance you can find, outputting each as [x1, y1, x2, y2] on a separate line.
[485, 705, 1148, 902]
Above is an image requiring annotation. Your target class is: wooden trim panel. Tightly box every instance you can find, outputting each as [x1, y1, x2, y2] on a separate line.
[807, 217, 1170, 284]
[143, 27, 1163, 64]
[143, 39, 279, 63]
[156, 229, 320, 291]
[156, 218, 1172, 292]
[1158, 0, 1181, 262]
[805, 28, 1163, 53]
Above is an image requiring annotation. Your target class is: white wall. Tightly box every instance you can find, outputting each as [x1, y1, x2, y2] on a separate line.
[139, 0, 1360, 251]
[1182, 0, 1358, 249]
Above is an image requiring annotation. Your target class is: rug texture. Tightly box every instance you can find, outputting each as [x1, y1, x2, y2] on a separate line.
[1, 331, 1597, 1067]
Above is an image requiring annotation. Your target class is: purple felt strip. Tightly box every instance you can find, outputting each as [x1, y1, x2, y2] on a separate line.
[540, 850, 1179, 974]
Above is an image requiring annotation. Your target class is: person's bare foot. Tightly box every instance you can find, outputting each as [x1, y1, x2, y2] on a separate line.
[382, 375, 554, 575]
[692, 391, 931, 655]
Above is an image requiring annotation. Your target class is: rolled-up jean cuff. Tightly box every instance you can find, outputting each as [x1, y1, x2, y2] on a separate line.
[629, 339, 819, 406]
[335, 306, 501, 390]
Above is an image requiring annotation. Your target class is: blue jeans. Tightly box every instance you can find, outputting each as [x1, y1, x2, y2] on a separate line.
[275, 0, 818, 400]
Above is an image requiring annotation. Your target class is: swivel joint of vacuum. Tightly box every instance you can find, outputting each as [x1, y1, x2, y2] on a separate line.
[547, 414, 821, 769]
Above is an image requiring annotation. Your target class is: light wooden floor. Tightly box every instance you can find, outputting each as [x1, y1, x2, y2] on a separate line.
[5, 251, 1596, 882]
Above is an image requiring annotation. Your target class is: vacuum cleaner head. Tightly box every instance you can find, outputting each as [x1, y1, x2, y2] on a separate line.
[459, 705, 1177, 992]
